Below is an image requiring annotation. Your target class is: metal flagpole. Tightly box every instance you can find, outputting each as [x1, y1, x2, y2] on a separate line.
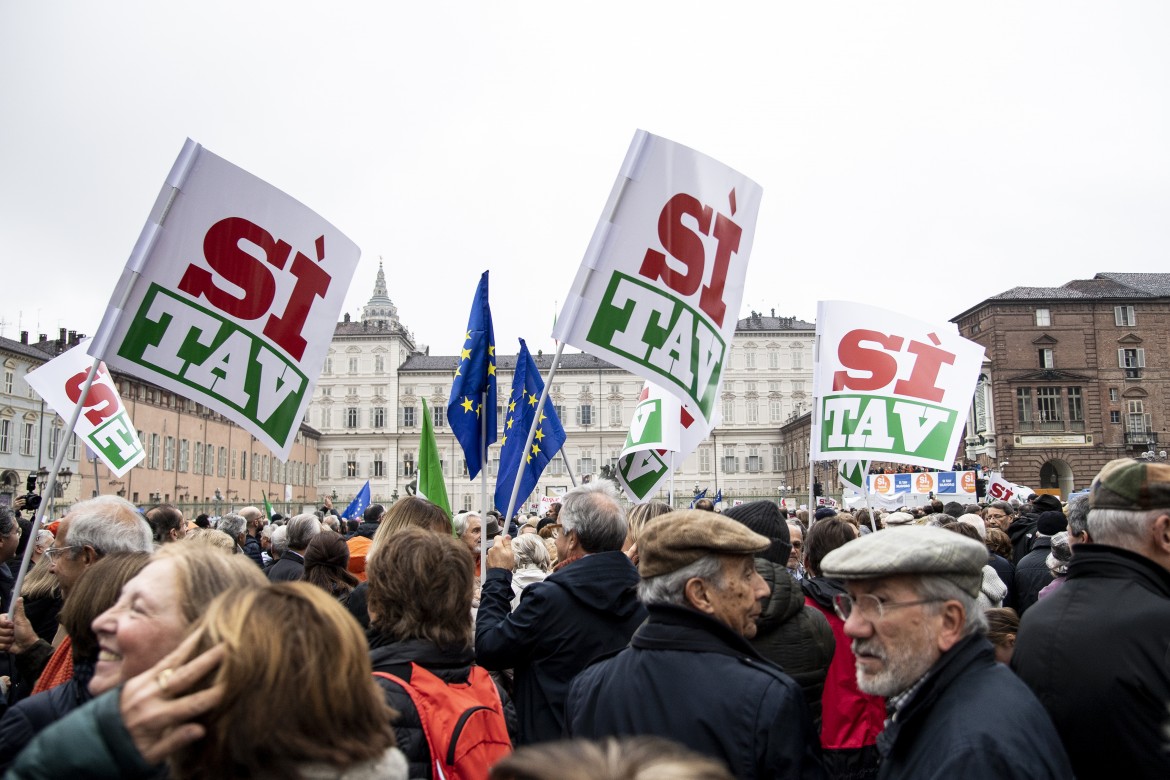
[480, 389, 489, 582]
[559, 449, 578, 488]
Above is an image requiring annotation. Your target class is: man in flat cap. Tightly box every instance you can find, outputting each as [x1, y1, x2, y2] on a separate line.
[821, 526, 1070, 780]
[565, 510, 822, 780]
[1013, 458, 1170, 780]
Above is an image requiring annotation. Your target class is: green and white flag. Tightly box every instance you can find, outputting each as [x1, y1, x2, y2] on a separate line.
[838, 460, 870, 493]
[615, 381, 717, 503]
[25, 339, 144, 477]
[417, 398, 451, 518]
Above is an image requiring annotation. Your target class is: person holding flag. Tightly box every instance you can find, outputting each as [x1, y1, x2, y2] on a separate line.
[495, 339, 566, 520]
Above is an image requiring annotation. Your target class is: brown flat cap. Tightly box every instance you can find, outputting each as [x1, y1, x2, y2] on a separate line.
[638, 510, 770, 579]
[1090, 458, 1170, 511]
[819, 526, 987, 597]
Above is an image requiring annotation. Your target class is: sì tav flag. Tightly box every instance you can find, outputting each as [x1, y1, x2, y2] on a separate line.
[553, 130, 763, 432]
[25, 339, 144, 478]
[418, 398, 451, 518]
[811, 300, 985, 471]
[615, 381, 717, 503]
[447, 271, 497, 480]
[838, 460, 870, 493]
[88, 139, 361, 460]
[494, 339, 566, 516]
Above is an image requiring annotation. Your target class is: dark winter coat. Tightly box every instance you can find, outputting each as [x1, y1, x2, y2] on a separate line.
[475, 551, 645, 745]
[265, 549, 305, 582]
[1013, 543, 1170, 780]
[1012, 535, 1053, 614]
[0, 658, 94, 771]
[877, 633, 1071, 780]
[1007, 513, 1038, 563]
[371, 635, 514, 780]
[566, 604, 823, 780]
[242, 534, 263, 568]
[748, 558, 834, 726]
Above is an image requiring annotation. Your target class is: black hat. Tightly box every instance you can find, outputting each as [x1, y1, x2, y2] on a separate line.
[722, 501, 792, 565]
[1033, 494, 1063, 514]
[1037, 510, 1067, 536]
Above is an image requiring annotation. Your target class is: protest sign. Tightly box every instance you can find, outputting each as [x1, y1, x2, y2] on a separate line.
[614, 381, 715, 503]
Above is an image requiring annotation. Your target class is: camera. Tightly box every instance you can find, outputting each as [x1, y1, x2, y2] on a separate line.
[21, 473, 41, 513]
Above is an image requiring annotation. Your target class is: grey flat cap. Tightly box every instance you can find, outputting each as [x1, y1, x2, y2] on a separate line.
[819, 526, 987, 597]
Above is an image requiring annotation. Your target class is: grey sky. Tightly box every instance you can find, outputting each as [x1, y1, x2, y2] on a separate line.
[3, 2, 1168, 358]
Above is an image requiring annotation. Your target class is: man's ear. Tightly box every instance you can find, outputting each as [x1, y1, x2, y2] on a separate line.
[683, 577, 716, 616]
[935, 600, 966, 653]
[81, 545, 100, 565]
[1150, 513, 1170, 556]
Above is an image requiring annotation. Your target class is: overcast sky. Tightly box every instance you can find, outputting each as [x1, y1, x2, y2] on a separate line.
[3, 2, 1168, 359]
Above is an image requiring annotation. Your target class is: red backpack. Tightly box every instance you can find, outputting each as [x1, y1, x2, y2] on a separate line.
[375, 664, 512, 780]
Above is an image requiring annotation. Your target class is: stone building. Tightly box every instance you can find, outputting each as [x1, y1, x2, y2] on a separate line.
[951, 272, 1170, 496]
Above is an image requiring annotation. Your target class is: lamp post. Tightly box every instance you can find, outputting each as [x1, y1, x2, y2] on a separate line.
[1141, 450, 1168, 462]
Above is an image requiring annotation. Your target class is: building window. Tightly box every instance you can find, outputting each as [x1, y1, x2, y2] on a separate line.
[770, 400, 782, 423]
[791, 381, 805, 394]
[0, 419, 9, 453]
[1114, 306, 1136, 326]
[375, 355, 384, 373]
[746, 446, 761, 473]
[432, 405, 446, 427]
[20, 422, 34, 456]
[792, 351, 803, 370]
[348, 357, 359, 373]
[400, 452, 414, 477]
[609, 403, 622, 427]
[1067, 387, 1084, 422]
[577, 449, 594, 476]
[179, 439, 189, 472]
[772, 445, 783, 471]
[193, 442, 203, 475]
[746, 401, 759, 424]
[320, 407, 332, 428]
[1119, 348, 1145, 378]
[346, 407, 359, 428]
[1039, 349, 1054, 369]
[402, 406, 417, 427]
[548, 457, 564, 476]
[319, 452, 329, 480]
[699, 447, 711, 473]
[149, 434, 161, 469]
[1109, 388, 1119, 402]
[371, 407, 384, 428]
[722, 446, 738, 474]
[1016, 388, 1032, 423]
[251, 453, 259, 480]
[232, 450, 238, 478]
[1036, 387, 1062, 422]
[1127, 400, 1148, 433]
[218, 447, 227, 477]
[609, 384, 622, 396]
[489, 454, 500, 477]
[3, 370, 12, 394]
[745, 351, 756, 369]
[577, 405, 593, 426]
[346, 460, 359, 478]
[373, 454, 384, 478]
[323, 358, 333, 374]
[47, 427, 59, 459]
[769, 351, 779, 369]
[722, 398, 734, 424]
[1035, 308, 1051, 327]
[462, 494, 474, 512]
[1110, 410, 1121, 424]
[553, 404, 565, 421]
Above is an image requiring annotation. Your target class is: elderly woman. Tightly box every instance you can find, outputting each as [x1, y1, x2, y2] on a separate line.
[509, 534, 550, 610]
[367, 527, 512, 778]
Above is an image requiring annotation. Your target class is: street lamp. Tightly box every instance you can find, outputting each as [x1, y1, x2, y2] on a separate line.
[57, 467, 72, 491]
[1141, 450, 1168, 462]
[35, 467, 49, 493]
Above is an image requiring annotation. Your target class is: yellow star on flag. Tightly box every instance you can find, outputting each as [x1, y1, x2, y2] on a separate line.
[528, 394, 538, 407]
[461, 347, 471, 360]
[460, 397, 474, 413]
[488, 364, 496, 376]
[534, 428, 545, 441]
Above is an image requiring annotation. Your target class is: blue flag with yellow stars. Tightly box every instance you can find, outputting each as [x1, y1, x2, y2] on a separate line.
[448, 271, 497, 480]
[494, 338, 567, 516]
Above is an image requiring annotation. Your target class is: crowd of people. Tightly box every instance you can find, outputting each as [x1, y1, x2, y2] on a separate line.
[0, 455, 1164, 778]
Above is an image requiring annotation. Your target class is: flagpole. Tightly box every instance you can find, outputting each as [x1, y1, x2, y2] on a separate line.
[480, 389, 489, 582]
[559, 450, 578, 488]
[505, 341, 566, 520]
[669, 452, 675, 508]
[9, 357, 102, 619]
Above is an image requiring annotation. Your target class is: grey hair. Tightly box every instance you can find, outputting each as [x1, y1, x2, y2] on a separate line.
[559, 480, 627, 553]
[285, 513, 321, 551]
[1066, 495, 1090, 538]
[637, 554, 724, 607]
[511, 534, 550, 572]
[66, 496, 152, 556]
[321, 515, 340, 533]
[0, 508, 16, 536]
[218, 513, 246, 540]
[912, 574, 987, 638]
[1087, 506, 1163, 551]
[452, 511, 480, 536]
[271, 525, 289, 557]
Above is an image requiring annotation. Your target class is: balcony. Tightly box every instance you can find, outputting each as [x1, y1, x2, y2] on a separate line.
[1125, 430, 1158, 447]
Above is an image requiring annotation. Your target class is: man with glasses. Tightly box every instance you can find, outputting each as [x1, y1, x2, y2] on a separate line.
[820, 525, 1070, 780]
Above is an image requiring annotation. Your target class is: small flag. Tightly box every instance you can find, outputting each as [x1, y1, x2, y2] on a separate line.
[690, 488, 708, 509]
[447, 271, 497, 480]
[418, 399, 451, 518]
[714, 489, 723, 507]
[262, 490, 275, 520]
[342, 480, 371, 521]
[838, 460, 870, 493]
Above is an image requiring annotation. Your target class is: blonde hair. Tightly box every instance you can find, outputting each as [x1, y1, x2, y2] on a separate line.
[154, 543, 267, 625]
[490, 737, 732, 780]
[370, 496, 452, 555]
[625, 502, 672, 547]
[171, 583, 397, 779]
[182, 527, 235, 553]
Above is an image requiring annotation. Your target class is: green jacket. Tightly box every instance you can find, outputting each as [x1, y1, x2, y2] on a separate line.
[4, 687, 161, 780]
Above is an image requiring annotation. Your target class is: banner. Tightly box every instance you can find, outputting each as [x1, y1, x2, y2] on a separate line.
[553, 130, 763, 430]
[811, 301, 985, 470]
[25, 339, 144, 477]
[866, 471, 977, 497]
[614, 381, 717, 503]
[90, 139, 360, 459]
[838, 459, 870, 492]
[987, 473, 1033, 503]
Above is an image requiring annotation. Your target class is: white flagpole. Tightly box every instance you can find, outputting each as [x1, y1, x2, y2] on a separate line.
[669, 452, 675, 508]
[8, 357, 102, 619]
[559, 449, 579, 488]
[480, 389, 489, 582]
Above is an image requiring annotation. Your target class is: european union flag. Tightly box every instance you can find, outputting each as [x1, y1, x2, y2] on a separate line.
[448, 271, 497, 480]
[689, 488, 707, 509]
[494, 339, 566, 516]
[342, 480, 371, 521]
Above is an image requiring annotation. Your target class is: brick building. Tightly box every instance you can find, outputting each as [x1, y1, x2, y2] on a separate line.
[951, 272, 1170, 496]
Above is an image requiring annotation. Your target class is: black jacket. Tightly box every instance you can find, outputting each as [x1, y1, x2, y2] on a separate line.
[878, 633, 1071, 780]
[265, 550, 305, 582]
[242, 534, 263, 569]
[475, 551, 645, 745]
[1013, 544, 1170, 780]
[1007, 513, 1038, 563]
[1013, 536, 1053, 614]
[371, 635, 513, 780]
[566, 604, 823, 780]
[748, 558, 834, 727]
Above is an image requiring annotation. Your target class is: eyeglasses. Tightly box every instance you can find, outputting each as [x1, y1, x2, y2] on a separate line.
[44, 545, 79, 562]
[833, 593, 945, 621]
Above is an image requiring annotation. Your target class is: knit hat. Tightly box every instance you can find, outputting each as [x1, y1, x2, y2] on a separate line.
[1033, 494, 1063, 514]
[1046, 531, 1073, 576]
[1089, 457, 1170, 511]
[819, 526, 988, 598]
[814, 507, 837, 521]
[639, 510, 770, 579]
[722, 501, 792, 565]
[957, 513, 987, 540]
[1036, 510, 1067, 536]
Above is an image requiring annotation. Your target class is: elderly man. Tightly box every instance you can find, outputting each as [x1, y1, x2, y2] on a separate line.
[820, 525, 1070, 779]
[453, 511, 482, 576]
[1013, 459, 1170, 779]
[266, 513, 319, 582]
[238, 506, 265, 568]
[217, 513, 248, 555]
[0, 496, 153, 695]
[565, 509, 821, 779]
[476, 481, 644, 745]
